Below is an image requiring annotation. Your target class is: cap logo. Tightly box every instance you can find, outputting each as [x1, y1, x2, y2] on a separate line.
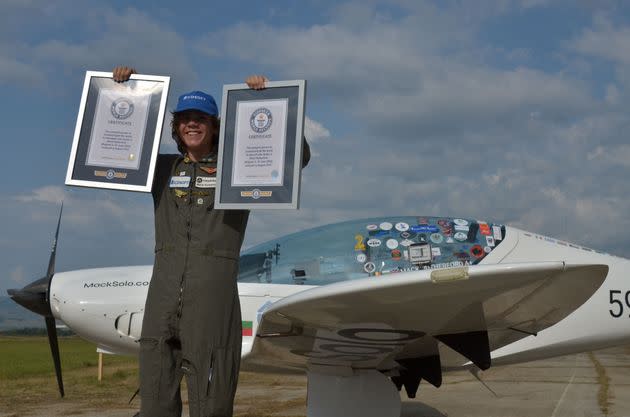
[183, 95, 207, 101]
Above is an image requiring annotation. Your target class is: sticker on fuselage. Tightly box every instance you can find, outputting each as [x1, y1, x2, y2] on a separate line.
[454, 232, 467, 242]
[367, 238, 382, 247]
[386, 239, 399, 249]
[430, 233, 444, 244]
[380, 222, 393, 231]
[395, 222, 409, 232]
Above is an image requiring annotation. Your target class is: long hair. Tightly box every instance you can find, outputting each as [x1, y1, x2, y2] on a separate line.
[170, 112, 220, 155]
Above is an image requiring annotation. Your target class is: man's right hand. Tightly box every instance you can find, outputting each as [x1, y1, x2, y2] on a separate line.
[112, 66, 137, 82]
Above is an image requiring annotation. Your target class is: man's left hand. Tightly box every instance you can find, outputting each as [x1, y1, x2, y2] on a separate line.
[246, 75, 269, 90]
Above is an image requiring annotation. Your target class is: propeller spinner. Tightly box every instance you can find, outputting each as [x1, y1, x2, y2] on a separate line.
[7, 203, 65, 397]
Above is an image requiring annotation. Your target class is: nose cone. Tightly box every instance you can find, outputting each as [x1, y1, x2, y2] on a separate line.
[7, 276, 52, 317]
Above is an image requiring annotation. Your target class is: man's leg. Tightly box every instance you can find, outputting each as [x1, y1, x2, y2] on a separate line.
[180, 344, 241, 417]
[180, 294, 242, 416]
[204, 345, 241, 417]
[139, 336, 183, 417]
[182, 257, 243, 417]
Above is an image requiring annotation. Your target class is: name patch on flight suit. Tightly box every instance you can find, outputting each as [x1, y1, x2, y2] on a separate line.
[195, 176, 216, 188]
[170, 176, 191, 188]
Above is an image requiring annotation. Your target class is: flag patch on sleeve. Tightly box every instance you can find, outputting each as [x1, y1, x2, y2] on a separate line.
[242, 321, 253, 336]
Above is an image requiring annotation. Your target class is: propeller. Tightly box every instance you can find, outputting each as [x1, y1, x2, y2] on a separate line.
[7, 202, 65, 397]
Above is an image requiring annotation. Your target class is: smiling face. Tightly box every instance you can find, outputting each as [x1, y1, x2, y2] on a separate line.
[174, 110, 217, 157]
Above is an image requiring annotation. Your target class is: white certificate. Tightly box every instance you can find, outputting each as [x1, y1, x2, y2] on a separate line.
[232, 98, 288, 186]
[86, 88, 152, 170]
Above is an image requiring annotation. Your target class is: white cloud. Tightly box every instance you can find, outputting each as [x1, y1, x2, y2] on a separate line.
[304, 116, 331, 145]
[14, 186, 65, 204]
[0, 55, 45, 86]
[587, 144, 630, 167]
[305, 117, 330, 142]
[4, 5, 197, 93]
[12, 185, 152, 245]
[9, 266, 25, 285]
[571, 15, 630, 65]
[203, 8, 593, 143]
[569, 14, 630, 90]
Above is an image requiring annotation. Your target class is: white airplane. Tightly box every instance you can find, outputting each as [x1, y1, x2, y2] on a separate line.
[8, 207, 630, 417]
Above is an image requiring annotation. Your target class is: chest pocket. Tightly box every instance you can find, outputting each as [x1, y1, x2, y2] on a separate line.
[169, 189, 214, 215]
[191, 187, 215, 211]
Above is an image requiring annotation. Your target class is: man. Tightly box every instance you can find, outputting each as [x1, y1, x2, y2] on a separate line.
[113, 67, 310, 417]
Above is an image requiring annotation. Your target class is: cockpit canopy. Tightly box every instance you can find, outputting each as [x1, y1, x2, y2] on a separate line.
[238, 216, 506, 286]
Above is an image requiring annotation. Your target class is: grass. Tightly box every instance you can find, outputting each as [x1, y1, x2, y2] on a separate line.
[0, 336, 136, 379]
[0, 336, 307, 417]
[0, 336, 140, 416]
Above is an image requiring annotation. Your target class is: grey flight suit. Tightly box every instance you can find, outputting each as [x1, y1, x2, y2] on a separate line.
[139, 142, 310, 417]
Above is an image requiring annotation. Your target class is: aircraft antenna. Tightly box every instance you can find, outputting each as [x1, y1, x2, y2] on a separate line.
[469, 367, 499, 397]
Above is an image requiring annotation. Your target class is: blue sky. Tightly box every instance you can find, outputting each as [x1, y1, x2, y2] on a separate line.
[2, 0, 630, 294]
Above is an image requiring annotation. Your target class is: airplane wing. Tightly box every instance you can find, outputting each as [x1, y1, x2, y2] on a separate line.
[244, 261, 607, 390]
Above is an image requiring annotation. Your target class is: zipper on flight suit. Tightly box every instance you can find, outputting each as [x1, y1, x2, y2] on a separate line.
[176, 162, 196, 320]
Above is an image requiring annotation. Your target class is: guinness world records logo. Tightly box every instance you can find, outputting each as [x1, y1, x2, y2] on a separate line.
[250, 107, 273, 133]
[111, 98, 134, 119]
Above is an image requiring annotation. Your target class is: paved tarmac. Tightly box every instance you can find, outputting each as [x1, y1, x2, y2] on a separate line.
[403, 346, 630, 417]
[3, 346, 629, 417]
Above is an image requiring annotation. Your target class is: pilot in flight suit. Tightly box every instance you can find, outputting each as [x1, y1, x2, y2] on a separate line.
[113, 68, 309, 417]
[140, 148, 247, 417]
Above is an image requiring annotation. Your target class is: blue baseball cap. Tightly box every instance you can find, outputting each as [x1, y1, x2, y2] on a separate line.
[174, 90, 218, 116]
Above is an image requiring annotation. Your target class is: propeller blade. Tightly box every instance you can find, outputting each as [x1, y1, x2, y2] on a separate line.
[8, 201, 65, 398]
[46, 202, 63, 281]
[45, 316, 64, 397]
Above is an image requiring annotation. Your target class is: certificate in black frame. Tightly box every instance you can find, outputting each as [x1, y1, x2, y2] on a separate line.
[65, 71, 170, 192]
[215, 80, 306, 209]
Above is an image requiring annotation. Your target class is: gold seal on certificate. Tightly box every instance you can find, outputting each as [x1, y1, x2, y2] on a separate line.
[215, 80, 306, 209]
[65, 71, 170, 192]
